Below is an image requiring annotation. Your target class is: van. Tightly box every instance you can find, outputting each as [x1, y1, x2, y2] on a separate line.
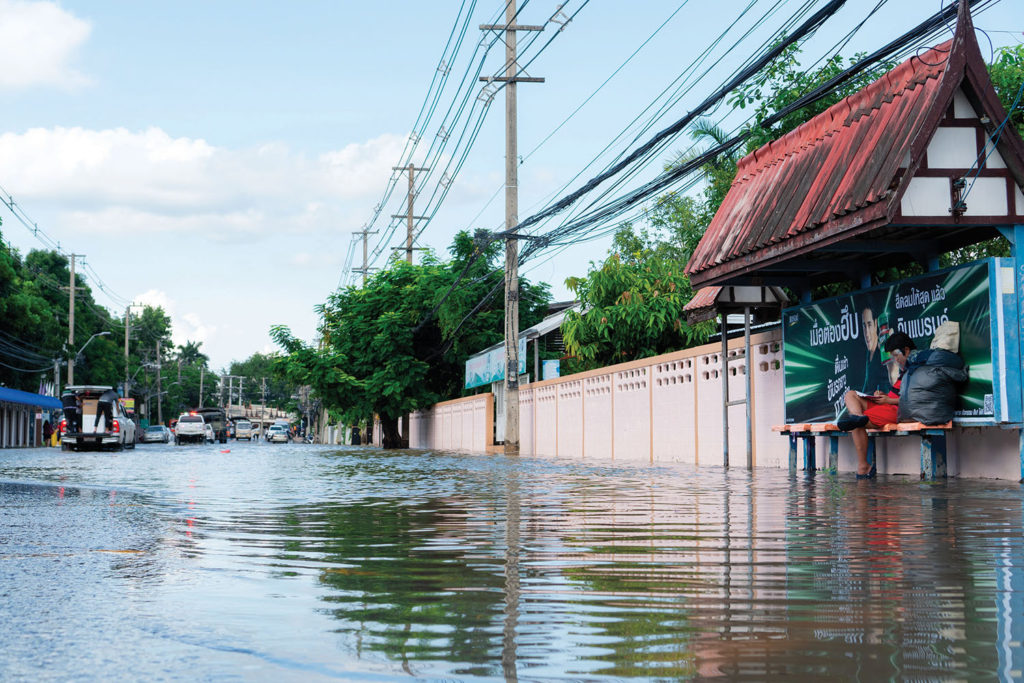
[235, 420, 254, 440]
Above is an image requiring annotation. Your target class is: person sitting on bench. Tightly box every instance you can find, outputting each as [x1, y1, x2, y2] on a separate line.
[837, 332, 916, 479]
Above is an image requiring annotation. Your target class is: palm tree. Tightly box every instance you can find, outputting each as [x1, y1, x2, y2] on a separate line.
[177, 340, 208, 366]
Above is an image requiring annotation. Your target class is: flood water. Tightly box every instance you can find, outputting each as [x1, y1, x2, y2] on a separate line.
[2, 441, 1024, 680]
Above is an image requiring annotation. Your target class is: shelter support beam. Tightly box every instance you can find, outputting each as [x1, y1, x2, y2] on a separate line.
[998, 224, 1024, 482]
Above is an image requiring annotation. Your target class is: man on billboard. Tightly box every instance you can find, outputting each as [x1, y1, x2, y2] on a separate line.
[837, 332, 916, 479]
[859, 304, 892, 395]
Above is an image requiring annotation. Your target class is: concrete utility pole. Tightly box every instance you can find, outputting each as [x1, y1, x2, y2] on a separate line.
[65, 254, 86, 386]
[481, 3, 544, 455]
[353, 227, 379, 287]
[124, 305, 131, 399]
[156, 340, 163, 425]
[199, 367, 204, 408]
[390, 163, 429, 264]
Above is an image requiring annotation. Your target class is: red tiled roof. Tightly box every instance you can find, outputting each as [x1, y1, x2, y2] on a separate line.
[686, 41, 953, 282]
[682, 286, 720, 313]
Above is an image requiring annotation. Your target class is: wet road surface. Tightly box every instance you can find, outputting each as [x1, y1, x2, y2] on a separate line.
[2, 440, 1024, 680]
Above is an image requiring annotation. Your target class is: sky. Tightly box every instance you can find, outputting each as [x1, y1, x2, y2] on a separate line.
[0, 0, 1020, 370]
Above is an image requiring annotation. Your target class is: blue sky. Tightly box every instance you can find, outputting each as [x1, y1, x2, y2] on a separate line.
[0, 0, 1020, 370]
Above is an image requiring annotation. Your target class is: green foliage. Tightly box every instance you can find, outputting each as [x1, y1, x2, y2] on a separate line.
[988, 45, 1024, 138]
[563, 251, 711, 373]
[228, 352, 294, 409]
[272, 232, 550, 445]
[729, 45, 895, 153]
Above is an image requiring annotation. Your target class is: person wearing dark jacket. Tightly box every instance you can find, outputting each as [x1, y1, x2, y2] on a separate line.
[61, 393, 81, 434]
[94, 388, 120, 431]
[897, 348, 967, 424]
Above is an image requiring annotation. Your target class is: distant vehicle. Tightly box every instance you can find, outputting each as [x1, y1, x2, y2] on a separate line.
[175, 413, 206, 445]
[267, 425, 289, 443]
[142, 425, 172, 443]
[60, 385, 136, 452]
[195, 407, 229, 443]
[234, 420, 254, 440]
[204, 423, 215, 443]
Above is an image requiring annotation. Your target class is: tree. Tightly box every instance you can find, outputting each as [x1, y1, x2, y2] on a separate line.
[272, 232, 549, 448]
[988, 45, 1024, 138]
[228, 352, 294, 409]
[561, 122, 730, 372]
[728, 46, 895, 154]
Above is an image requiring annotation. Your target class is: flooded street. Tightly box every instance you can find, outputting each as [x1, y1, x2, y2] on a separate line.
[2, 442, 1024, 680]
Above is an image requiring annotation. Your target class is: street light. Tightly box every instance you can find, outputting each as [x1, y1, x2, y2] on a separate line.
[68, 331, 111, 386]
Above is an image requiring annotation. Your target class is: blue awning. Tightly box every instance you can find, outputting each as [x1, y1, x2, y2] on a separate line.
[0, 387, 62, 410]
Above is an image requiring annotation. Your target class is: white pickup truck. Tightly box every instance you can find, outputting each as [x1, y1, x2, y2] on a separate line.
[174, 413, 207, 445]
[60, 385, 136, 452]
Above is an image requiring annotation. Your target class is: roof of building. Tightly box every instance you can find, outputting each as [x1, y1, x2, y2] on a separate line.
[685, 5, 1024, 289]
[0, 387, 62, 411]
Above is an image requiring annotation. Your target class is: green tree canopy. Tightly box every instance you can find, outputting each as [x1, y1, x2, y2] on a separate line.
[272, 231, 549, 447]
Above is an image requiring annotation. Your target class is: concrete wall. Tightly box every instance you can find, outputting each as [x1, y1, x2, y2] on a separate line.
[409, 393, 494, 453]
[404, 327, 1022, 479]
[520, 330, 787, 467]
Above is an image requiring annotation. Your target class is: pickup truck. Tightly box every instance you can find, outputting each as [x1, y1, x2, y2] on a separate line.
[175, 413, 206, 444]
[60, 385, 137, 452]
[196, 407, 229, 443]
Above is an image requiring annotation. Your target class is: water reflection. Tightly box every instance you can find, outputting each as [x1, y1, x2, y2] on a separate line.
[2, 444, 1024, 679]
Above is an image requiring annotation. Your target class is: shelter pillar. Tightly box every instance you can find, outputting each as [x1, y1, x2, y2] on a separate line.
[999, 225, 1024, 481]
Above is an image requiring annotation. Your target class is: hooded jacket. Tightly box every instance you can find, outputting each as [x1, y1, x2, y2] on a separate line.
[897, 349, 967, 425]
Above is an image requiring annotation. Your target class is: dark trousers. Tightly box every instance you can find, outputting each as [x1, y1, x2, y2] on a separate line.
[63, 407, 81, 433]
[94, 401, 114, 431]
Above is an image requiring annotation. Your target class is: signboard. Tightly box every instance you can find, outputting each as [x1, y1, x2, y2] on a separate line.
[120, 398, 135, 413]
[542, 359, 561, 381]
[465, 338, 527, 389]
[783, 260, 993, 423]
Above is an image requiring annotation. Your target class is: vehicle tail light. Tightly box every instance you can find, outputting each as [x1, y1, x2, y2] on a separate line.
[111, 419, 120, 434]
[60, 419, 67, 432]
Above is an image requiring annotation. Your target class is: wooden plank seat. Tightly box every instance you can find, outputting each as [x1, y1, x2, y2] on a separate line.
[772, 421, 953, 479]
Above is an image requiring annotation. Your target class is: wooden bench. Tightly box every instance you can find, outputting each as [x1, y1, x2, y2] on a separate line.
[772, 421, 954, 480]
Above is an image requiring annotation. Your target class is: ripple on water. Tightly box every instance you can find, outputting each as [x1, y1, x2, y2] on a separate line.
[1, 442, 1023, 680]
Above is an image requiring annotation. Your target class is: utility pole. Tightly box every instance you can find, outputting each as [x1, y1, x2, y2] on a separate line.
[352, 227, 379, 287]
[261, 377, 266, 433]
[156, 340, 163, 425]
[481, 3, 543, 455]
[124, 305, 131, 399]
[390, 163, 429, 264]
[65, 254, 86, 386]
[199, 367, 204, 408]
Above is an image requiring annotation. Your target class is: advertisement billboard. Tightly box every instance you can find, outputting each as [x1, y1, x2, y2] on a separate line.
[465, 338, 528, 389]
[782, 260, 993, 423]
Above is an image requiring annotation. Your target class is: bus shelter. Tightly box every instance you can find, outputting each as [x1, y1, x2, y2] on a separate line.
[685, 4, 1024, 478]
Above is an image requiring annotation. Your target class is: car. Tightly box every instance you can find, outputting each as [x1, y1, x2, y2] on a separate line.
[59, 385, 137, 452]
[204, 423, 215, 443]
[142, 425, 172, 443]
[175, 413, 206, 445]
[234, 420, 254, 440]
[267, 425, 289, 443]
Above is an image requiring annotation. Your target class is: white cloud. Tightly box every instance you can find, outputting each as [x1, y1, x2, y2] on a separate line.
[0, 1, 91, 90]
[134, 289, 212, 349]
[0, 127, 408, 237]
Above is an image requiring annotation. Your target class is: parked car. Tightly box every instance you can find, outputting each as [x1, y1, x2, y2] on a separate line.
[204, 423, 215, 443]
[175, 413, 206, 445]
[142, 425, 172, 443]
[267, 424, 289, 443]
[59, 385, 136, 452]
[234, 420, 254, 440]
